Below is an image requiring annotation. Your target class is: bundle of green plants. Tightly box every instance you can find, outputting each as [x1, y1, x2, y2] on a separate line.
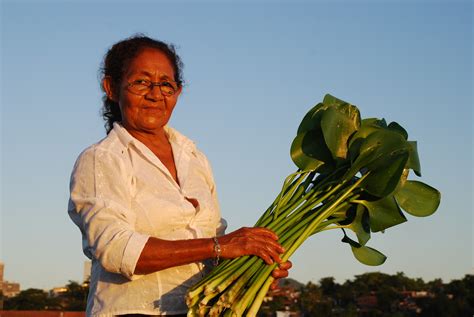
[186, 94, 440, 317]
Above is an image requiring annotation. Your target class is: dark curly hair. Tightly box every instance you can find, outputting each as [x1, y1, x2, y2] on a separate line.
[99, 34, 184, 134]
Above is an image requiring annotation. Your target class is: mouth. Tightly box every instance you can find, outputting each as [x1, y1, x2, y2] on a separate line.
[143, 106, 166, 112]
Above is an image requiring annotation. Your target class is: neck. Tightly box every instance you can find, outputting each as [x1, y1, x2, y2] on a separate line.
[126, 126, 170, 149]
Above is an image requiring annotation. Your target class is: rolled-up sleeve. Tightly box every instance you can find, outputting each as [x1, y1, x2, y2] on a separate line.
[68, 146, 150, 280]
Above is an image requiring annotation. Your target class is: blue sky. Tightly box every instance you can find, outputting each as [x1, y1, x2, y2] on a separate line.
[1, 1, 472, 290]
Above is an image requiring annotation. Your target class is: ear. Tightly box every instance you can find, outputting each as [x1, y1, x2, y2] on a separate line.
[102, 76, 118, 102]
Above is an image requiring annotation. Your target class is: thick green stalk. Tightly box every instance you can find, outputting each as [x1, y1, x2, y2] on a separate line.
[272, 171, 304, 208]
[203, 257, 254, 295]
[257, 173, 309, 227]
[230, 176, 367, 316]
[199, 290, 218, 308]
[268, 181, 345, 235]
[278, 171, 315, 210]
[253, 171, 302, 227]
[218, 261, 262, 308]
[208, 302, 226, 316]
[186, 292, 205, 310]
[187, 166, 365, 316]
[230, 262, 277, 316]
[246, 275, 275, 317]
[205, 183, 352, 314]
[262, 179, 337, 234]
[187, 257, 248, 301]
[281, 175, 367, 263]
[198, 305, 210, 317]
[214, 257, 258, 293]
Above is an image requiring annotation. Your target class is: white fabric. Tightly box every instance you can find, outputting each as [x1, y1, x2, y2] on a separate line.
[68, 122, 227, 316]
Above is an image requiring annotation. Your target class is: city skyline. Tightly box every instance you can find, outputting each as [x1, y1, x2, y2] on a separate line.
[1, 1, 472, 290]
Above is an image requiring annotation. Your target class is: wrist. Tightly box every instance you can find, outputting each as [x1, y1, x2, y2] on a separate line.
[212, 236, 221, 266]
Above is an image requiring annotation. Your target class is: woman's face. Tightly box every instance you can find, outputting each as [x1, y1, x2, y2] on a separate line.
[114, 48, 181, 135]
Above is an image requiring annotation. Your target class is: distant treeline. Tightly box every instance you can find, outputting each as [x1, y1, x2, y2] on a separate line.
[261, 272, 474, 317]
[2, 272, 473, 316]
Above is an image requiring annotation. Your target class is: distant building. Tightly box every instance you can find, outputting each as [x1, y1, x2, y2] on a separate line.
[2, 281, 20, 297]
[0, 261, 3, 309]
[0, 262, 21, 298]
[265, 285, 301, 303]
[0, 261, 4, 289]
[400, 290, 433, 298]
[356, 292, 378, 312]
[50, 286, 68, 297]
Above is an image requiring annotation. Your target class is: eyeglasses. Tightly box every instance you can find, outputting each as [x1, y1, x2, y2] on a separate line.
[127, 79, 178, 96]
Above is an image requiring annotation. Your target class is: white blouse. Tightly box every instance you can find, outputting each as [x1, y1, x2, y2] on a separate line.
[68, 122, 226, 316]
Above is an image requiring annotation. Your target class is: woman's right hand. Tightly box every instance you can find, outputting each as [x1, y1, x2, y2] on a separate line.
[217, 227, 285, 265]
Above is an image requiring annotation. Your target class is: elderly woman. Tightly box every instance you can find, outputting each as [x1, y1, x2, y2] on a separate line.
[68, 35, 291, 317]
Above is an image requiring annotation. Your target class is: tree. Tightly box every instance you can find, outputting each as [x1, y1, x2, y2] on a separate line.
[299, 282, 321, 314]
[60, 280, 89, 311]
[299, 281, 333, 316]
[4, 288, 56, 310]
[444, 275, 474, 316]
[320, 277, 338, 298]
[376, 285, 402, 314]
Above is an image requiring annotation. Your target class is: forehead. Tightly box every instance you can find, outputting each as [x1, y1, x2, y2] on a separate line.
[126, 48, 175, 77]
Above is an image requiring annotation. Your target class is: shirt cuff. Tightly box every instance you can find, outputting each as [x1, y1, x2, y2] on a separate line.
[217, 218, 228, 236]
[120, 232, 150, 280]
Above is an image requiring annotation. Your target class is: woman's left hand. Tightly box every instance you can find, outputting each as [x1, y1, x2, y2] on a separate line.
[270, 260, 292, 290]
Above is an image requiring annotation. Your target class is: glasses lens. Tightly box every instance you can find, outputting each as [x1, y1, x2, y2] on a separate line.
[160, 82, 177, 96]
[129, 80, 150, 95]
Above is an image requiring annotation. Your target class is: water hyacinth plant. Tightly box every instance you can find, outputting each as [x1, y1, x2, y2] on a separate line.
[186, 94, 440, 317]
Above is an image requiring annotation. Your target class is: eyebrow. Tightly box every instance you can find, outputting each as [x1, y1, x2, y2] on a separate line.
[129, 70, 173, 80]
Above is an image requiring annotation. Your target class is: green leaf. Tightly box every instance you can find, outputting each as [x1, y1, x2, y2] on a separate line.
[347, 121, 383, 162]
[359, 195, 407, 232]
[345, 130, 411, 197]
[351, 245, 387, 266]
[323, 94, 349, 107]
[341, 234, 387, 266]
[377, 118, 388, 128]
[394, 180, 440, 217]
[297, 103, 327, 134]
[321, 103, 361, 160]
[362, 151, 409, 198]
[348, 204, 371, 245]
[388, 121, 408, 140]
[406, 141, 421, 176]
[360, 118, 387, 128]
[290, 130, 334, 172]
[361, 118, 380, 125]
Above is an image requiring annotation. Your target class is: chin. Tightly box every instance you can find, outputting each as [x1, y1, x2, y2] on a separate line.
[140, 119, 168, 131]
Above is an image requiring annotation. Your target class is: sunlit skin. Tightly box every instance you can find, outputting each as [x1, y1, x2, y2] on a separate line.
[103, 48, 181, 181]
[103, 47, 290, 287]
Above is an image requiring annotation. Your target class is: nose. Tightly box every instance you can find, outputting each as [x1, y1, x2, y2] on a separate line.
[145, 84, 164, 101]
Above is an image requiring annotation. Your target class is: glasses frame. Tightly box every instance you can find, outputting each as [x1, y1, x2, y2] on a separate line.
[127, 79, 179, 97]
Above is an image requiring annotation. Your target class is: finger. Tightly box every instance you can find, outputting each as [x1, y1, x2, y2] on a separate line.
[279, 261, 292, 270]
[252, 227, 279, 240]
[257, 245, 283, 265]
[271, 268, 289, 279]
[270, 279, 279, 290]
[258, 251, 274, 265]
[259, 244, 283, 264]
[250, 235, 285, 254]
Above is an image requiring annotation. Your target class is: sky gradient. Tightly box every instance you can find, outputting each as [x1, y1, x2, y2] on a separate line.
[1, 0, 472, 290]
